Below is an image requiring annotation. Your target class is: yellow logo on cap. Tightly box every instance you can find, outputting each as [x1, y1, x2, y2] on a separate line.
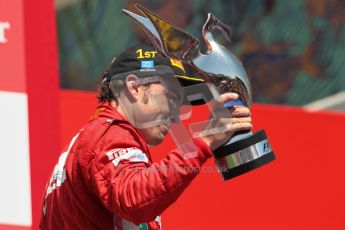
[136, 49, 158, 59]
[170, 59, 185, 72]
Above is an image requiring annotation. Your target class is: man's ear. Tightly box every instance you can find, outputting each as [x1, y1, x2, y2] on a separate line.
[125, 74, 140, 101]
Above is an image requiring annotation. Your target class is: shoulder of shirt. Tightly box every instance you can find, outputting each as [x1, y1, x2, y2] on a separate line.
[81, 117, 148, 155]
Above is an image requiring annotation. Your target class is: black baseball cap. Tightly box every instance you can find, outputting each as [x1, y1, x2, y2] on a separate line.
[103, 43, 204, 86]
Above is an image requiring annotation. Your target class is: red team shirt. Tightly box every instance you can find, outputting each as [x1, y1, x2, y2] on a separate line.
[40, 103, 212, 230]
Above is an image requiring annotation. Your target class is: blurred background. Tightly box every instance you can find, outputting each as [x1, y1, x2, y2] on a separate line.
[56, 0, 345, 110]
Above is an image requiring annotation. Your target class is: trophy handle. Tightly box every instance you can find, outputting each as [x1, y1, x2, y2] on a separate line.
[202, 13, 231, 53]
[122, 4, 200, 62]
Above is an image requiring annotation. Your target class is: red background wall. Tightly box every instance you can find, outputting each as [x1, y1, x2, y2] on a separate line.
[0, 0, 59, 229]
[58, 90, 345, 230]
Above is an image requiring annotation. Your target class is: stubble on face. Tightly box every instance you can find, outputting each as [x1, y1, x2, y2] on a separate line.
[137, 83, 172, 146]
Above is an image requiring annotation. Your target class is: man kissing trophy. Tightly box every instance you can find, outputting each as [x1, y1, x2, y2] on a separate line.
[122, 4, 276, 180]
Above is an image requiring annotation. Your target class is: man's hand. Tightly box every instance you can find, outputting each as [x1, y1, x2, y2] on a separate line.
[200, 93, 253, 151]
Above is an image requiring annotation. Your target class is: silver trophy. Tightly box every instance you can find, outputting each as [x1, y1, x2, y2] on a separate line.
[123, 4, 275, 180]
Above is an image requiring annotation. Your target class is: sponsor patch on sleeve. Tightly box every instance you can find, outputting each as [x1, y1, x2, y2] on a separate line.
[105, 147, 149, 166]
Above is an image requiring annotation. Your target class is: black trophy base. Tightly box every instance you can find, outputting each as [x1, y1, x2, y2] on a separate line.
[214, 130, 276, 181]
[221, 151, 275, 180]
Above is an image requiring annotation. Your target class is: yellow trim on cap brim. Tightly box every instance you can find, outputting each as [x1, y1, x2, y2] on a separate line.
[175, 74, 205, 82]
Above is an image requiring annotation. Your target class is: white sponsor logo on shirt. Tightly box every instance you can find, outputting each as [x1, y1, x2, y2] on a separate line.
[106, 147, 149, 166]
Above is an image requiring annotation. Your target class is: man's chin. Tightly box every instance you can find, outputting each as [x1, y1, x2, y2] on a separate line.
[139, 127, 167, 146]
[147, 136, 164, 146]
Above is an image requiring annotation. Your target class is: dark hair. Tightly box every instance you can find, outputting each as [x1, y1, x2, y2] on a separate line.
[97, 71, 125, 103]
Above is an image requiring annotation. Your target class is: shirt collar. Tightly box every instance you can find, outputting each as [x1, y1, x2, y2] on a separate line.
[91, 102, 129, 123]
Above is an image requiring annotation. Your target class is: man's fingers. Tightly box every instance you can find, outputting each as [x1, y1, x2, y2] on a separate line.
[210, 117, 252, 133]
[228, 122, 253, 133]
[219, 93, 239, 103]
[231, 106, 251, 117]
[231, 117, 252, 124]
